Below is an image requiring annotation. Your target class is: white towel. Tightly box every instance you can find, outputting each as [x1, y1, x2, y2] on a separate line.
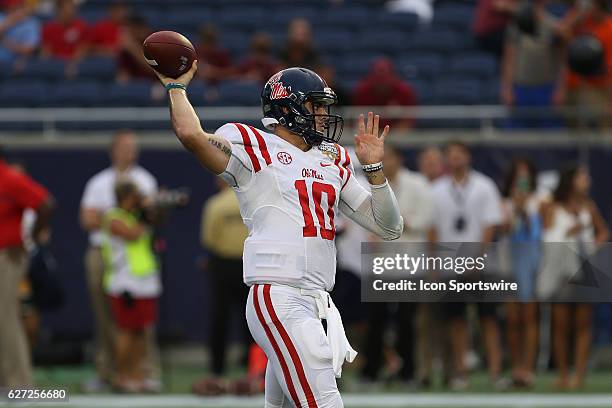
[301, 289, 358, 378]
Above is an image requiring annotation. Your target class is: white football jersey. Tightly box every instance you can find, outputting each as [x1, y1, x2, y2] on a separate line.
[216, 123, 371, 291]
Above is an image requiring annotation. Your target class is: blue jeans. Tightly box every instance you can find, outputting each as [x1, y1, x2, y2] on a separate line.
[505, 84, 561, 129]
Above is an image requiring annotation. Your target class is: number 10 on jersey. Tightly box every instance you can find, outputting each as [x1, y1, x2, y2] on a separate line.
[295, 180, 336, 240]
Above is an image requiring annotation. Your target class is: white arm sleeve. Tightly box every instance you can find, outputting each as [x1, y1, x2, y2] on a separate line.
[214, 123, 255, 189]
[340, 173, 404, 241]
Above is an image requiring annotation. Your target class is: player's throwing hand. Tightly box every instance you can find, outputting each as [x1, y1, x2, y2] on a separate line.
[154, 60, 198, 88]
[354, 111, 389, 166]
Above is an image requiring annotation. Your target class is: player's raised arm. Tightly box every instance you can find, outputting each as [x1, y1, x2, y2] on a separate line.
[154, 61, 231, 175]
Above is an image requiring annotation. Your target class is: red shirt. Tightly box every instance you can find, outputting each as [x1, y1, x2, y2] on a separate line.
[90, 20, 121, 53]
[0, 160, 49, 249]
[473, 0, 518, 35]
[352, 76, 417, 129]
[42, 18, 89, 60]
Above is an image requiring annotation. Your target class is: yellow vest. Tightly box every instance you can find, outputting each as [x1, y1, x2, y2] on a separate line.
[102, 208, 158, 291]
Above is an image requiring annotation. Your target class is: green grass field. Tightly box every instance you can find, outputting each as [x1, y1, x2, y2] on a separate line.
[15, 365, 612, 408]
[15, 393, 612, 408]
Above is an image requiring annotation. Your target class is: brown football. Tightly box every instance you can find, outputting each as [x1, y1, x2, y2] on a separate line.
[142, 31, 197, 79]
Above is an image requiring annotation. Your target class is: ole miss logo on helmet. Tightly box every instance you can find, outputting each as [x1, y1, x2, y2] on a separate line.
[268, 72, 291, 100]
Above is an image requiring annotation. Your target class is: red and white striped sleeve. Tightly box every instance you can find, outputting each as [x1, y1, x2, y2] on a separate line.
[214, 122, 272, 189]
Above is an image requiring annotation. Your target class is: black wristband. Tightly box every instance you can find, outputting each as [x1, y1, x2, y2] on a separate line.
[362, 162, 384, 173]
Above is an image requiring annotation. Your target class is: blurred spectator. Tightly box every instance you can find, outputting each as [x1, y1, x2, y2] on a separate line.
[361, 146, 433, 385]
[386, 146, 433, 242]
[9, 162, 39, 346]
[116, 14, 154, 81]
[387, 146, 434, 387]
[192, 179, 256, 395]
[102, 180, 161, 393]
[0, 145, 53, 387]
[201, 179, 250, 376]
[41, 0, 89, 61]
[500, 158, 542, 388]
[317, 63, 349, 106]
[235, 32, 279, 84]
[386, 0, 435, 25]
[79, 130, 160, 392]
[429, 141, 506, 390]
[500, 0, 566, 128]
[416, 145, 447, 387]
[279, 18, 320, 69]
[33, 0, 86, 18]
[196, 24, 233, 84]
[0, 0, 40, 66]
[418, 146, 445, 183]
[560, 0, 612, 129]
[538, 165, 608, 390]
[89, 1, 128, 56]
[473, 0, 519, 57]
[353, 58, 417, 131]
[10, 161, 61, 349]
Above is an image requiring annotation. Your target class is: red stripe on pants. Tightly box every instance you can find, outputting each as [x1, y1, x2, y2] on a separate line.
[252, 284, 301, 407]
[263, 284, 318, 408]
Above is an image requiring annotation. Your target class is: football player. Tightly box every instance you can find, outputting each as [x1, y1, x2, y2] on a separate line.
[155, 61, 403, 407]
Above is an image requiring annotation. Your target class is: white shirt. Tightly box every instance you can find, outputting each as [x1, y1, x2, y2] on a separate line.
[80, 166, 158, 247]
[386, 0, 435, 24]
[391, 168, 433, 242]
[431, 170, 503, 242]
[216, 123, 374, 291]
[538, 204, 595, 299]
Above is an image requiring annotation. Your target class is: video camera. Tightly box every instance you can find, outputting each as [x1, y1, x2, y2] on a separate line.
[139, 188, 190, 225]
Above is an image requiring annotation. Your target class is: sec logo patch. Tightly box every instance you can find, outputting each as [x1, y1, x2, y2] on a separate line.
[277, 151, 292, 165]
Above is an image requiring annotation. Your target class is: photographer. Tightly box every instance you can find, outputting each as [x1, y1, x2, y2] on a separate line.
[101, 180, 161, 393]
[560, 0, 612, 129]
[79, 130, 160, 392]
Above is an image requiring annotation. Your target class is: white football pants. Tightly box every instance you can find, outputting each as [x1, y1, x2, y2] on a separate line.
[246, 283, 343, 408]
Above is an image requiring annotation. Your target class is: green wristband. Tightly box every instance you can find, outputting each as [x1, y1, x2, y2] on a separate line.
[165, 83, 187, 92]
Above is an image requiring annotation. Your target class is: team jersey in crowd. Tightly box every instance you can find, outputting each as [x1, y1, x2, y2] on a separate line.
[216, 123, 371, 291]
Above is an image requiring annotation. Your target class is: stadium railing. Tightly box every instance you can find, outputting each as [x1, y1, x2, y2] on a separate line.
[0, 105, 610, 147]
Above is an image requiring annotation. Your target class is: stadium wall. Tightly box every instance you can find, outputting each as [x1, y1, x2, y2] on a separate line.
[6, 145, 612, 344]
